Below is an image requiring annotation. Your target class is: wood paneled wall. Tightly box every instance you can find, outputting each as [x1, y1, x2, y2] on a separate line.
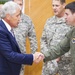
[24, 0, 53, 75]
[24, 0, 74, 75]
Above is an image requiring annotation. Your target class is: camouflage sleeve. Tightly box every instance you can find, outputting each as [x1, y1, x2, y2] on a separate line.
[40, 18, 54, 53]
[28, 19, 38, 53]
[40, 21, 49, 53]
[43, 31, 71, 62]
[40, 28, 48, 53]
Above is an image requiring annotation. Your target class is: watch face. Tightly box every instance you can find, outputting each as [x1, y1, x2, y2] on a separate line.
[0, 0, 9, 4]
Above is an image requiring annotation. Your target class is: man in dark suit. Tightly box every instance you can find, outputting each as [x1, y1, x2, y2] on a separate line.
[0, 1, 44, 75]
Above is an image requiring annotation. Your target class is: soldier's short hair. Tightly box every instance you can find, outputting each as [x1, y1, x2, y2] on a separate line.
[60, 0, 65, 4]
[65, 1, 75, 14]
[53, 0, 65, 4]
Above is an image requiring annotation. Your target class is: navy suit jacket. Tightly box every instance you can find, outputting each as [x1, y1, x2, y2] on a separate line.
[0, 20, 33, 75]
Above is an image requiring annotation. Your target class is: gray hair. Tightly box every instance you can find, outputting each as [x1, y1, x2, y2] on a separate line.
[1, 1, 21, 18]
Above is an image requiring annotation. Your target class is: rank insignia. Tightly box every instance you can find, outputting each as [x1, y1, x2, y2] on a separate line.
[72, 38, 75, 43]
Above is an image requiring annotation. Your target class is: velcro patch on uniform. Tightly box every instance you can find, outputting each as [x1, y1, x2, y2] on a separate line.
[72, 38, 75, 43]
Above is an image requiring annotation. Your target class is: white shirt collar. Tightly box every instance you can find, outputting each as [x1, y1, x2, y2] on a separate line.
[2, 19, 11, 32]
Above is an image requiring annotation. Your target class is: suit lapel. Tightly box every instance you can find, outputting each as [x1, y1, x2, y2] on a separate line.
[0, 20, 20, 51]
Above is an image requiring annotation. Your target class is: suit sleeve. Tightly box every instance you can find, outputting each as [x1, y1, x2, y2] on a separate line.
[0, 30, 33, 65]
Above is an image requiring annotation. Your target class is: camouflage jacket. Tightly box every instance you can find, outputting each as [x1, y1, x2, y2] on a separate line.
[14, 13, 38, 53]
[41, 16, 72, 75]
[43, 27, 75, 75]
[41, 16, 71, 52]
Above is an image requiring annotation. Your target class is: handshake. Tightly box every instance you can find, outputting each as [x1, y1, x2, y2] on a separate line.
[33, 52, 44, 63]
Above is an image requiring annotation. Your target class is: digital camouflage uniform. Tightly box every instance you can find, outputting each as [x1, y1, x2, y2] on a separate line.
[41, 16, 72, 75]
[43, 27, 75, 75]
[13, 13, 38, 75]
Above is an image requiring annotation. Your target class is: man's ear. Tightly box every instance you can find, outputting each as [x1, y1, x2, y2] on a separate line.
[63, 3, 66, 9]
[73, 13, 75, 21]
[6, 14, 11, 20]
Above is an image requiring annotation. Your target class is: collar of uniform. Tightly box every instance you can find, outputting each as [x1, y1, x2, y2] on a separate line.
[55, 16, 66, 23]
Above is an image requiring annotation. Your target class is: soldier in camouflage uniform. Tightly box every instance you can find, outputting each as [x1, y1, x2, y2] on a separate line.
[43, 2, 75, 75]
[41, 0, 72, 75]
[13, 0, 38, 75]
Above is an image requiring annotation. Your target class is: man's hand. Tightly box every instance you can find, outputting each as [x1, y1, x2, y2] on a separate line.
[33, 52, 44, 63]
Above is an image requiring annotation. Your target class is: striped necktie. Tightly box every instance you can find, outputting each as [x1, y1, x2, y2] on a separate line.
[10, 29, 15, 37]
